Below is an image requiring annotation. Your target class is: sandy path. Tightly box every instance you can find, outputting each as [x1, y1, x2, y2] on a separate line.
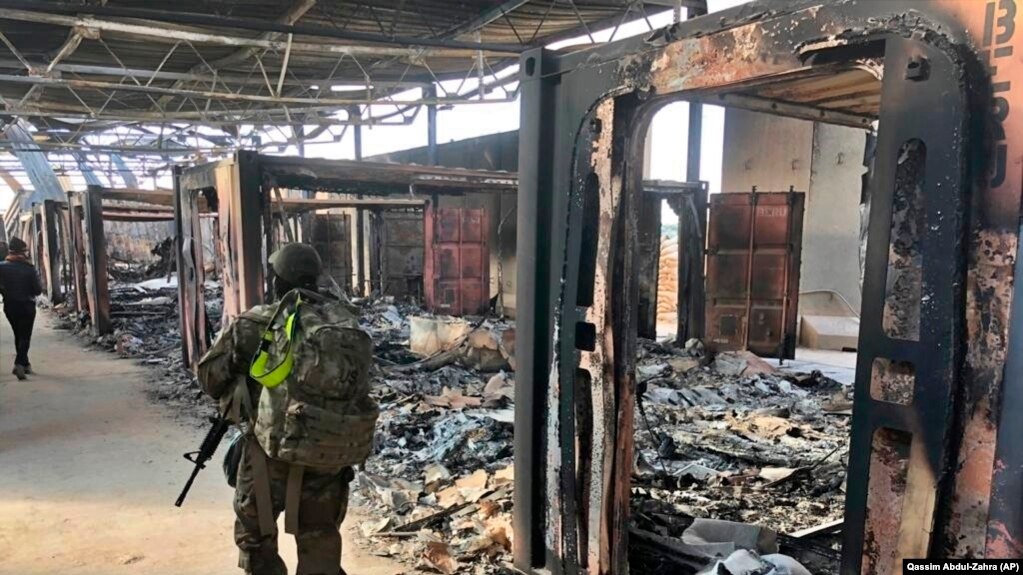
[0, 313, 402, 575]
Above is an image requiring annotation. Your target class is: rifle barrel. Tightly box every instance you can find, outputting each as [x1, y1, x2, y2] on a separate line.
[174, 462, 203, 507]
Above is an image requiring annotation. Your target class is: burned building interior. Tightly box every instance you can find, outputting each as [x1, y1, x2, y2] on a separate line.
[0, 1, 1021, 574]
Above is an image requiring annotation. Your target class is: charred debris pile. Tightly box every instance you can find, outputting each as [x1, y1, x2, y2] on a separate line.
[53, 268, 849, 574]
[351, 314, 850, 574]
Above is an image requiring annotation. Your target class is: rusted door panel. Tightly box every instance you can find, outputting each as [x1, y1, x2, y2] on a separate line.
[308, 213, 352, 290]
[425, 204, 489, 315]
[380, 210, 424, 299]
[705, 192, 804, 358]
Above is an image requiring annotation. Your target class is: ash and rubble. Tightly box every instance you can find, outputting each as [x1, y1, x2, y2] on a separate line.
[351, 302, 518, 575]
[53, 262, 850, 575]
[348, 306, 850, 574]
[629, 340, 851, 574]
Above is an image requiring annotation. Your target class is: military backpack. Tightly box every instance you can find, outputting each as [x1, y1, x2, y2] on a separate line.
[249, 288, 378, 470]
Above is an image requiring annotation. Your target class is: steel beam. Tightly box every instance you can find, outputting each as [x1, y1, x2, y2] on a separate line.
[0, 73, 517, 107]
[0, 6, 522, 55]
[442, 0, 530, 39]
[354, 122, 366, 296]
[636, 192, 662, 339]
[154, 0, 317, 111]
[274, 197, 426, 212]
[258, 155, 517, 193]
[427, 86, 438, 166]
[0, 60, 432, 90]
[81, 185, 111, 335]
[513, 46, 557, 573]
[682, 99, 705, 344]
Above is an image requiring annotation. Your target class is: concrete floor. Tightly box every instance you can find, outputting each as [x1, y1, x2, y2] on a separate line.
[0, 312, 402, 575]
[768, 347, 857, 385]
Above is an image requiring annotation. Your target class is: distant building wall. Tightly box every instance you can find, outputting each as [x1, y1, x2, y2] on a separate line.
[805, 123, 867, 313]
[367, 132, 518, 316]
[368, 131, 518, 172]
[720, 108, 865, 316]
[721, 108, 813, 193]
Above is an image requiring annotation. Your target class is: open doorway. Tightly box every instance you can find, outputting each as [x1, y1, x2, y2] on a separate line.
[514, 22, 973, 574]
[631, 101, 871, 573]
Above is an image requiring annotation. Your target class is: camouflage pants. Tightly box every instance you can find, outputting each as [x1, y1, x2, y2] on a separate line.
[234, 436, 354, 575]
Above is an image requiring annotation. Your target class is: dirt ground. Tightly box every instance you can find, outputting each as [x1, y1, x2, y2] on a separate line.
[0, 312, 404, 575]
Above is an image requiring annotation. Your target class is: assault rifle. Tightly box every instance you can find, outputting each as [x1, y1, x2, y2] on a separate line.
[175, 412, 230, 507]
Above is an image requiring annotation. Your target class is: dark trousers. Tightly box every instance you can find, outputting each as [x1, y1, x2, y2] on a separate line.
[4, 301, 36, 367]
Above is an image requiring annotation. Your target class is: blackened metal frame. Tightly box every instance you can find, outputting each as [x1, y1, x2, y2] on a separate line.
[69, 186, 111, 335]
[513, 1, 1022, 573]
[636, 180, 708, 343]
[62, 186, 188, 335]
[174, 152, 519, 370]
[30, 199, 64, 304]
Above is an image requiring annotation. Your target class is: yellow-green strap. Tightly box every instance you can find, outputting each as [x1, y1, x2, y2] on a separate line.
[248, 293, 302, 388]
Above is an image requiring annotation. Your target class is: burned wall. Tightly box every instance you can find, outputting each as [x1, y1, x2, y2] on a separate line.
[104, 219, 174, 264]
[369, 136, 519, 317]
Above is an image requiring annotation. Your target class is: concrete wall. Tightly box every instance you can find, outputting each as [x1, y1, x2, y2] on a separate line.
[721, 108, 813, 193]
[804, 123, 867, 314]
[720, 108, 865, 316]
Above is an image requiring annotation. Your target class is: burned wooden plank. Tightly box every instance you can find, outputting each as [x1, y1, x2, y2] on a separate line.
[81, 186, 111, 335]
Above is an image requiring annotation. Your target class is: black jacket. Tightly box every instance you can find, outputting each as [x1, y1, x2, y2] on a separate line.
[0, 259, 42, 303]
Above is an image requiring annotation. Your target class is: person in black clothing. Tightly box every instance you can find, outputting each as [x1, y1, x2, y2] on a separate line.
[0, 237, 41, 380]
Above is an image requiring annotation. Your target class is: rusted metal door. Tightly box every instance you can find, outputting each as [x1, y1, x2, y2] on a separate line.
[380, 209, 424, 299]
[308, 213, 352, 290]
[424, 203, 489, 315]
[706, 191, 804, 358]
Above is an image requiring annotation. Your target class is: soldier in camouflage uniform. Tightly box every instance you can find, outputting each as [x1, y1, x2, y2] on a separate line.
[198, 243, 356, 575]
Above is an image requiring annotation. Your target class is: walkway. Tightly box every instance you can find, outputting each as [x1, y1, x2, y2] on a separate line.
[0, 312, 401, 575]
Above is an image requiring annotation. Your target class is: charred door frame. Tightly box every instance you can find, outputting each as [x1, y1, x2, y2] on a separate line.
[636, 181, 708, 343]
[63, 187, 180, 336]
[513, 2, 1017, 573]
[174, 152, 518, 369]
[79, 185, 111, 336]
[175, 153, 264, 370]
[33, 199, 64, 304]
[66, 192, 88, 314]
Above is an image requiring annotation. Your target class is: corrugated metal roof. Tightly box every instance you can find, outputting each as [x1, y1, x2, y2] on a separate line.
[0, 1, 665, 129]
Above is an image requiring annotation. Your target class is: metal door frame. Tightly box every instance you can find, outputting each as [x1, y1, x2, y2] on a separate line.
[512, 1, 1021, 572]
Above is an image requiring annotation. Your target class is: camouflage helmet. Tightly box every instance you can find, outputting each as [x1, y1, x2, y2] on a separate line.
[269, 243, 322, 285]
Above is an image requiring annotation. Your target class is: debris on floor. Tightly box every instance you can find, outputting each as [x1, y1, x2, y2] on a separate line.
[631, 338, 849, 573]
[349, 307, 848, 573]
[340, 302, 518, 573]
[54, 278, 848, 574]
